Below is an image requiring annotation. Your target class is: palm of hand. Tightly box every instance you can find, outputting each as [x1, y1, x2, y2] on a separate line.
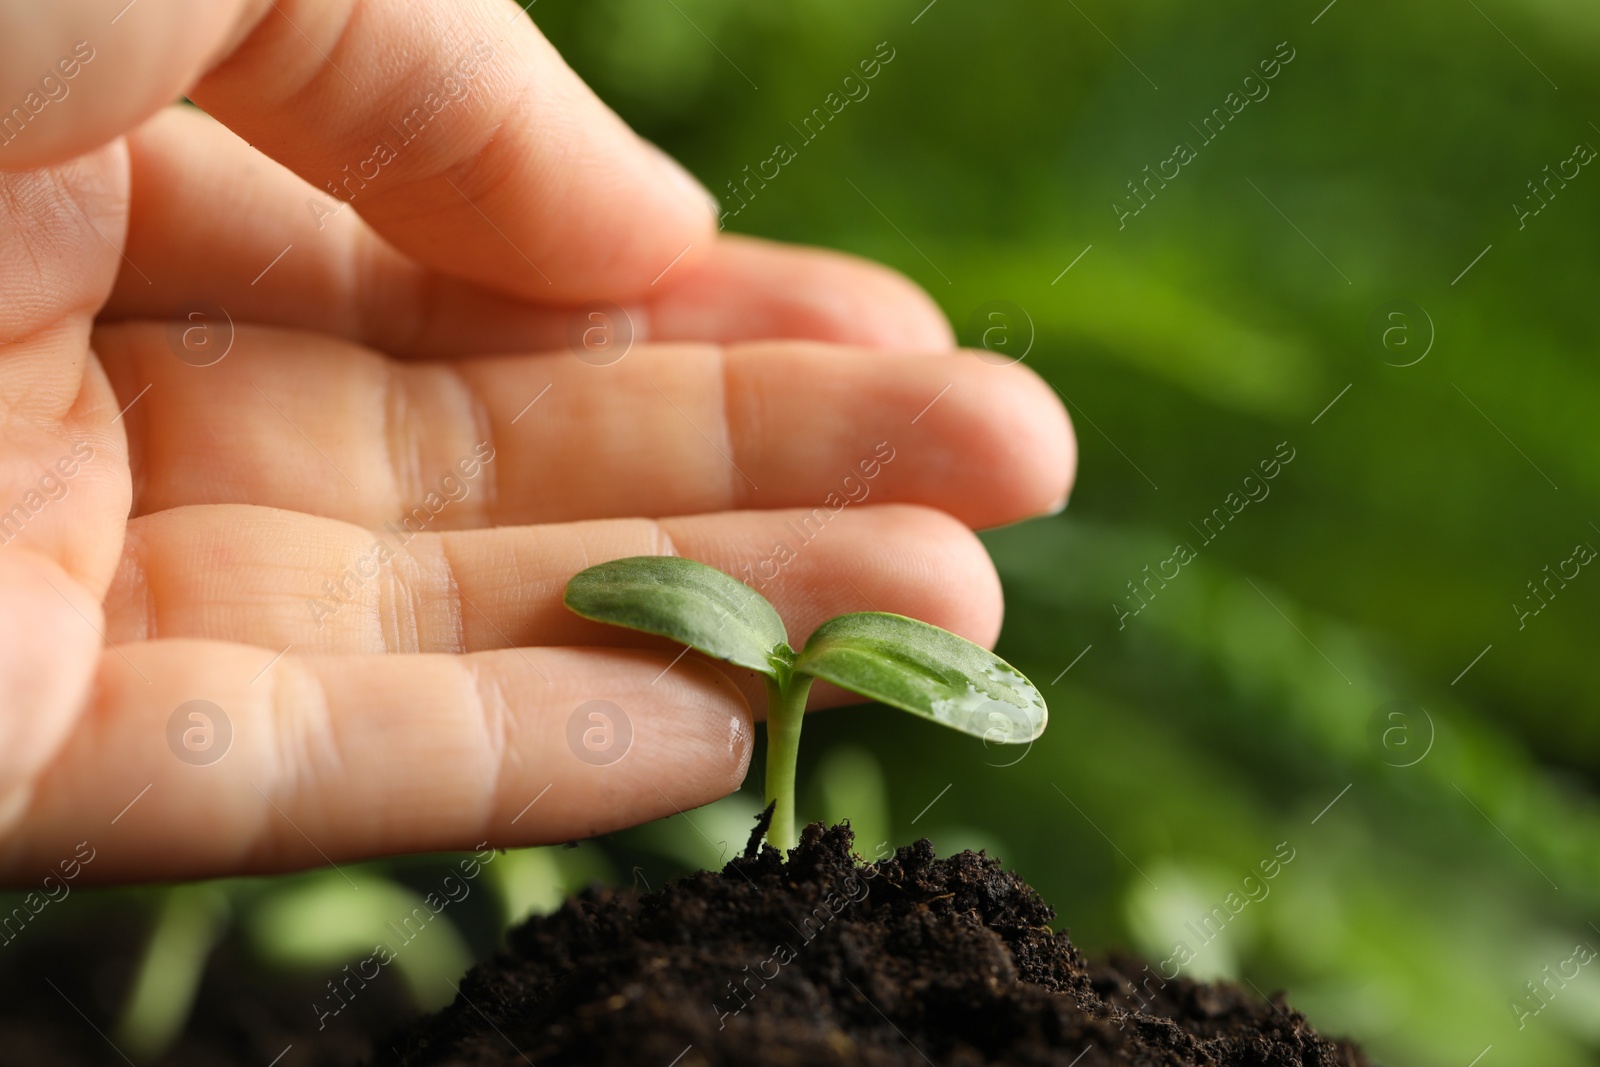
[0, 2, 1071, 885]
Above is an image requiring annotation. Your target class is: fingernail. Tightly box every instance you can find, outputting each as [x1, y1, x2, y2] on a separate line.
[643, 139, 720, 222]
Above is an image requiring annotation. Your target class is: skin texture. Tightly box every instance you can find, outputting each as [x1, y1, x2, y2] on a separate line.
[0, 0, 1074, 885]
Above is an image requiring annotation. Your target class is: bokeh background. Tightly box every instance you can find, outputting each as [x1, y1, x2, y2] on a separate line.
[5, 1, 1599, 1064]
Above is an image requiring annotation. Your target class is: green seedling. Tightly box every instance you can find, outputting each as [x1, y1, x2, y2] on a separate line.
[564, 556, 1047, 850]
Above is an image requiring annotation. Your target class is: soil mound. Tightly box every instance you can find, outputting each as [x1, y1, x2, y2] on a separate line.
[379, 822, 1371, 1066]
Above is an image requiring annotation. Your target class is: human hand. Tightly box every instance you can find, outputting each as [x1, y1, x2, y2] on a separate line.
[0, 0, 1073, 884]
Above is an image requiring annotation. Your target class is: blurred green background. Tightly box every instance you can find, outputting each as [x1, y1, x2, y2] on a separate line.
[7, 1, 1600, 1064]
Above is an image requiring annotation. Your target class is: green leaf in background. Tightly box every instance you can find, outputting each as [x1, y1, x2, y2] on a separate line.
[795, 612, 1047, 744]
[244, 872, 472, 1011]
[564, 555, 791, 674]
[521, 4, 1600, 1053]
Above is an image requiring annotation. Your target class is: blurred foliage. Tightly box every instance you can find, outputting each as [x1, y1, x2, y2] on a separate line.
[530, 1, 1600, 1064]
[6, 2, 1598, 1064]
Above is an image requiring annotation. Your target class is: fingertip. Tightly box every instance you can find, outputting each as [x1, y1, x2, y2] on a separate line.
[562, 650, 753, 819]
[657, 653, 756, 797]
[641, 138, 722, 229]
[465, 646, 751, 829]
[945, 357, 1077, 525]
[570, 140, 719, 299]
[870, 504, 1005, 648]
[649, 236, 956, 350]
[832, 255, 956, 350]
[722, 343, 1074, 530]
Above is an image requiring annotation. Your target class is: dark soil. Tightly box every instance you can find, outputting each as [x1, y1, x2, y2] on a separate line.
[377, 822, 1373, 1066]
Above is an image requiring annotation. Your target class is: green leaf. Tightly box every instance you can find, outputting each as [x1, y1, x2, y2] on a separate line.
[794, 612, 1047, 743]
[564, 556, 790, 675]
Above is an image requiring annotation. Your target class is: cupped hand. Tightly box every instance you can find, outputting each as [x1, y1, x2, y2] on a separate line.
[0, 0, 1073, 884]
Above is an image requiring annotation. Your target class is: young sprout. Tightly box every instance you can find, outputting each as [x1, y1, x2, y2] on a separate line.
[564, 556, 1047, 850]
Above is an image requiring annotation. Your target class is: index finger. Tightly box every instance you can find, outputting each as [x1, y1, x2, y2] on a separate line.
[0, 0, 716, 301]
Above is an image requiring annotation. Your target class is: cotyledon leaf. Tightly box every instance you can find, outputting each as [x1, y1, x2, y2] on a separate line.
[564, 556, 790, 675]
[793, 612, 1047, 743]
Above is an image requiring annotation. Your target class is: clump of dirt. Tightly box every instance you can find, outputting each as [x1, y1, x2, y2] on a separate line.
[377, 821, 1372, 1066]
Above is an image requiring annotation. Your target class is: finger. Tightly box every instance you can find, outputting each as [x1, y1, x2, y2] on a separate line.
[99, 107, 952, 354]
[97, 326, 1074, 530]
[0, 113, 136, 850]
[0, 3, 251, 170]
[642, 236, 955, 352]
[0, 145, 132, 595]
[102, 503, 1003, 710]
[0, 551, 102, 829]
[2, 0, 714, 300]
[0, 641, 752, 884]
[194, 0, 719, 300]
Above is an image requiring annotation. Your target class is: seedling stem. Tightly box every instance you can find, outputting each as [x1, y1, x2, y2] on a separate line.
[563, 556, 1046, 856]
[763, 672, 814, 850]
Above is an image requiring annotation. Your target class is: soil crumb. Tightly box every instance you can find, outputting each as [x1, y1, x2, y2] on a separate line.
[377, 823, 1372, 1066]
